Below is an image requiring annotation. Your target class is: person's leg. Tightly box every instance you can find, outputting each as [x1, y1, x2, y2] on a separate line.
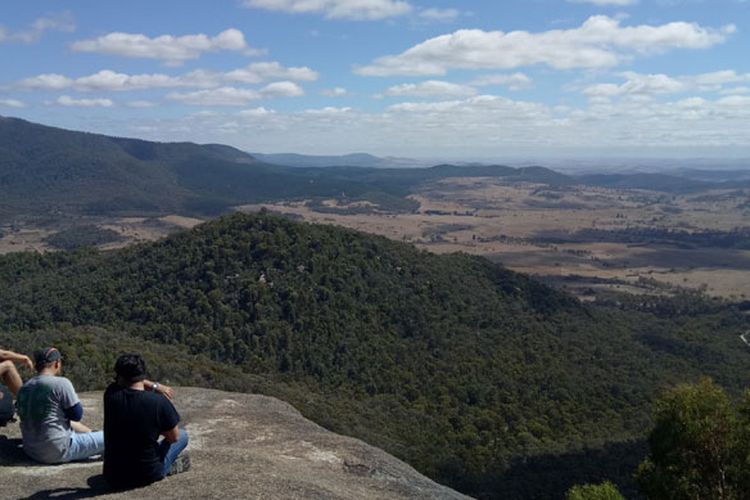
[0, 360, 23, 395]
[160, 428, 189, 477]
[63, 430, 105, 462]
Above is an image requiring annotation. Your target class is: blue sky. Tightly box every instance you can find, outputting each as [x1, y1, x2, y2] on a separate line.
[1, 0, 748, 159]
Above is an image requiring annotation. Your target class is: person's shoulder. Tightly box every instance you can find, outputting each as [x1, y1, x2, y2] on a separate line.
[17, 376, 37, 393]
[104, 382, 121, 397]
[55, 376, 77, 391]
[146, 390, 169, 405]
[20, 375, 39, 386]
[22, 375, 51, 390]
[147, 391, 177, 411]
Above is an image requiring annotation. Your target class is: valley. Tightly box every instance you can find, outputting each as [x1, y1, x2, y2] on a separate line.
[243, 179, 750, 300]
[5, 168, 749, 302]
[2, 117, 749, 497]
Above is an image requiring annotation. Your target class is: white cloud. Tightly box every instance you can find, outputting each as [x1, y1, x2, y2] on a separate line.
[356, 16, 734, 76]
[126, 100, 157, 108]
[386, 94, 549, 117]
[56, 95, 113, 107]
[716, 95, 750, 108]
[119, 90, 750, 157]
[568, 0, 637, 5]
[167, 87, 261, 106]
[719, 86, 750, 96]
[304, 106, 353, 115]
[321, 87, 349, 97]
[71, 28, 261, 66]
[18, 69, 219, 92]
[583, 70, 750, 98]
[17, 73, 74, 90]
[238, 106, 276, 117]
[584, 72, 685, 97]
[691, 70, 750, 90]
[224, 62, 318, 84]
[470, 73, 533, 90]
[418, 8, 461, 22]
[384, 80, 477, 98]
[242, 0, 413, 20]
[260, 81, 305, 98]
[0, 98, 25, 108]
[16, 63, 317, 92]
[0, 12, 75, 44]
[74, 70, 218, 91]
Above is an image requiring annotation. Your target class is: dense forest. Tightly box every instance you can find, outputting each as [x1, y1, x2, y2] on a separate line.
[1, 212, 749, 498]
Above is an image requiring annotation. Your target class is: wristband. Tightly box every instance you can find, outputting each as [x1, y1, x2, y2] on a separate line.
[152, 382, 160, 392]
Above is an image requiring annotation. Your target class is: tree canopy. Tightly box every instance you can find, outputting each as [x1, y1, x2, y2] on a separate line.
[1, 212, 748, 498]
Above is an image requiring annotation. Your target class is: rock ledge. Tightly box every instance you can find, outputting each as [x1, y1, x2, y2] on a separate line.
[0, 387, 468, 499]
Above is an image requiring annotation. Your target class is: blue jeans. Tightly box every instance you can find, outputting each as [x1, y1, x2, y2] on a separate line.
[63, 430, 105, 462]
[158, 428, 188, 477]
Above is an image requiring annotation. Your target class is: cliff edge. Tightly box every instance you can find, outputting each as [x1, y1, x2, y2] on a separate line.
[0, 387, 469, 499]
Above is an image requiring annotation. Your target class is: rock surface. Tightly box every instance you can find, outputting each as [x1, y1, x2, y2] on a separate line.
[0, 387, 469, 499]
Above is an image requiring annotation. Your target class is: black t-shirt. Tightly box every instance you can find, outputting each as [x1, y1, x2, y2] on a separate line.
[103, 383, 180, 488]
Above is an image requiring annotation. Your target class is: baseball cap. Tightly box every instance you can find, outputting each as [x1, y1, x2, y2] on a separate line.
[34, 347, 61, 368]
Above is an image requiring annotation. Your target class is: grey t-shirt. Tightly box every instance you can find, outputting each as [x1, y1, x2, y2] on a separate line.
[16, 375, 79, 463]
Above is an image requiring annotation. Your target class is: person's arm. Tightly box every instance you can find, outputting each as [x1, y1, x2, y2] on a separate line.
[70, 420, 92, 433]
[0, 349, 33, 371]
[161, 425, 180, 443]
[144, 379, 174, 401]
[158, 397, 181, 443]
[64, 402, 83, 422]
[60, 379, 88, 431]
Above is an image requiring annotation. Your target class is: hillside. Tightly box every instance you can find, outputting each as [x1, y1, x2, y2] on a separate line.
[4, 116, 744, 228]
[1, 387, 467, 499]
[0, 116, 382, 220]
[0, 116, 570, 223]
[1, 212, 748, 498]
[249, 151, 428, 168]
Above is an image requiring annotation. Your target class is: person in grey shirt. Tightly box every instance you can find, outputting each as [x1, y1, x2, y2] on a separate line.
[16, 347, 104, 464]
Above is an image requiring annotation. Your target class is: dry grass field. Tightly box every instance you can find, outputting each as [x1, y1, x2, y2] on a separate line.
[238, 178, 750, 300]
[0, 215, 204, 254]
[3, 176, 747, 300]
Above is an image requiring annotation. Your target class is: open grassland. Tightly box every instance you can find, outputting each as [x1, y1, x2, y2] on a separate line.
[3, 176, 747, 300]
[0, 215, 203, 254]
[237, 178, 750, 300]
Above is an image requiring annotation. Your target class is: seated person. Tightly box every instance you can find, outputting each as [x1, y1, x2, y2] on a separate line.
[16, 347, 105, 463]
[0, 348, 34, 395]
[103, 353, 188, 489]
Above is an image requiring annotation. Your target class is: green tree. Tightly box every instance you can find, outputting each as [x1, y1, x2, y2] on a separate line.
[636, 378, 741, 499]
[565, 481, 625, 500]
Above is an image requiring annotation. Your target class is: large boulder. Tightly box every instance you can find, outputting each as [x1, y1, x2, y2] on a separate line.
[0, 387, 468, 499]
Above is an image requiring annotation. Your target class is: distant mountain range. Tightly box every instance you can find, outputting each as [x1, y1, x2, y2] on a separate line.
[248, 151, 433, 169]
[1, 115, 748, 223]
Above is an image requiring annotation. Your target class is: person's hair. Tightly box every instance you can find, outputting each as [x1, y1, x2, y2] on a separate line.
[114, 353, 147, 385]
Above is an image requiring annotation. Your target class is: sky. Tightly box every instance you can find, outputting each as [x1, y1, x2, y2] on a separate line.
[1, 0, 749, 160]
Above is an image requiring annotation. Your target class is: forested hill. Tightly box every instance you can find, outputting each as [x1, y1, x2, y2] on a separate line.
[2, 116, 743, 225]
[1, 211, 749, 498]
[0, 116, 565, 221]
[0, 115, 296, 218]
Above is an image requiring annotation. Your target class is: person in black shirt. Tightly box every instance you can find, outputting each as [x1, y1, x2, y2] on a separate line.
[103, 353, 189, 489]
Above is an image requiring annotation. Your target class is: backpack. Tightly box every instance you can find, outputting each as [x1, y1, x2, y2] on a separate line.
[0, 386, 14, 426]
